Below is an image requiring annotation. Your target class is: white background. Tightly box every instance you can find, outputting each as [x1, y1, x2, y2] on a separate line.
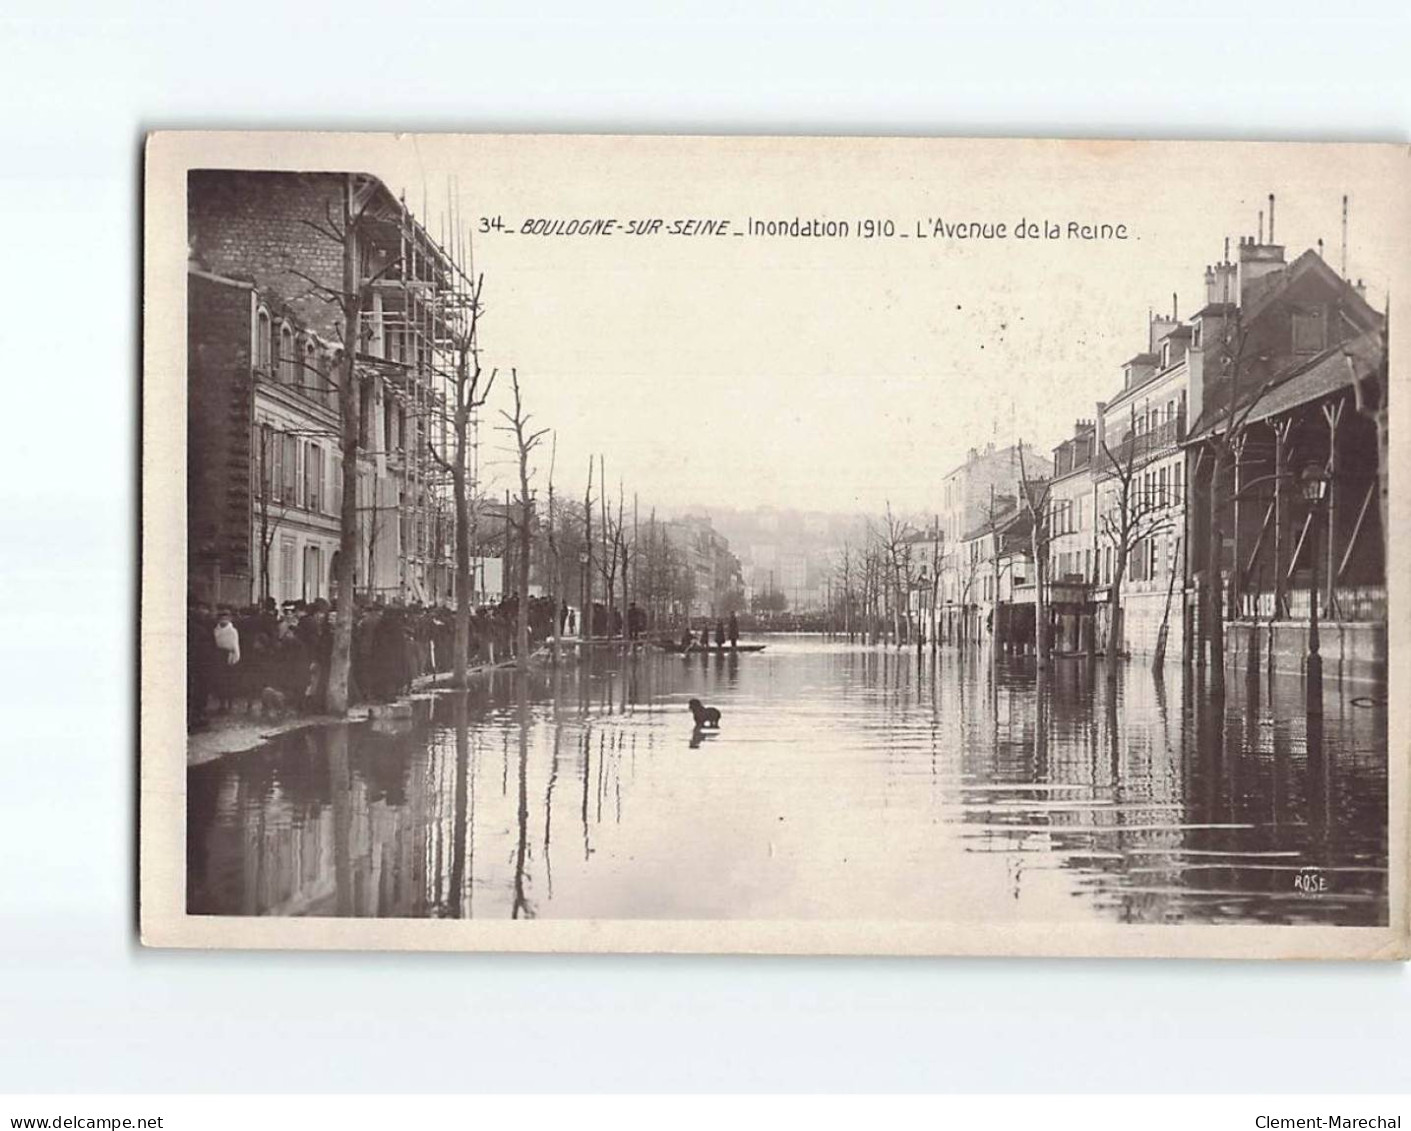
[1, 0, 1409, 1094]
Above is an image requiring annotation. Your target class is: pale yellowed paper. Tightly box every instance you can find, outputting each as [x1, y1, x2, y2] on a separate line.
[143, 131, 1409, 957]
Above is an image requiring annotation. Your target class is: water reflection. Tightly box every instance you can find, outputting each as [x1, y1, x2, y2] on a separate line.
[187, 638, 1388, 925]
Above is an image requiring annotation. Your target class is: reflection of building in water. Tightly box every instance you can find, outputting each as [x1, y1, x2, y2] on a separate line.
[954, 665, 1196, 923]
[192, 726, 437, 917]
[187, 653, 1386, 926]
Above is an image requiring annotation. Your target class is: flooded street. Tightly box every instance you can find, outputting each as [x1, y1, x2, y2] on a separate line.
[187, 638, 1388, 925]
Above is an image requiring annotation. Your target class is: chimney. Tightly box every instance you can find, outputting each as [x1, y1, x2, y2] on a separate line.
[1206, 261, 1237, 306]
[1237, 233, 1286, 304]
[1148, 313, 1179, 354]
[1172, 291, 1178, 320]
[1268, 193, 1276, 244]
[1258, 211, 1264, 245]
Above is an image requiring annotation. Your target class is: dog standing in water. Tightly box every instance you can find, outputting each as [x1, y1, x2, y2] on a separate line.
[687, 698, 722, 729]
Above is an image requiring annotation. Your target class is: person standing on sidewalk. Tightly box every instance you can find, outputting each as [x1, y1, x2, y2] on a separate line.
[212, 608, 241, 713]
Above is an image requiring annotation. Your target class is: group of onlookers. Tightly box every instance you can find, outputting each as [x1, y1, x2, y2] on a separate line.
[186, 593, 565, 731]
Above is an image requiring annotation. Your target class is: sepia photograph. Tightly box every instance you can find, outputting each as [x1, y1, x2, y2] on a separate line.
[141, 132, 1408, 957]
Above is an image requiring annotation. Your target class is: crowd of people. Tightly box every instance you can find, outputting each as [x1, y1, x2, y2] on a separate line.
[187, 588, 751, 731]
[185, 592, 563, 730]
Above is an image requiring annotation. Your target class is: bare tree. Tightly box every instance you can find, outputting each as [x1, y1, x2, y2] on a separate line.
[1153, 532, 1183, 669]
[957, 539, 979, 644]
[427, 273, 496, 687]
[284, 175, 394, 715]
[582, 457, 594, 638]
[1098, 405, 1178, 680]
[545, 433, 561, 665]
[251, 426, 290, 605]
[594, 457, 627, 638]
[498, 368, 549, 666]
[1017, 441, 1054, 671]
[833, 543, 855, 641]
[879, 504, 916, 647]
[1198, 311, 1278, 696]
[928, 516, 944, 653]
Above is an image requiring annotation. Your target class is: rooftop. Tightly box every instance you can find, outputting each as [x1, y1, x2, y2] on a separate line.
[1186, 327, 1384, 442]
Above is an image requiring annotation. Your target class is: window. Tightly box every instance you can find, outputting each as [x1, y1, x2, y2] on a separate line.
[1192, 322, 1203, 348]
[279, 324, 295, 383]
[327, 350, 343, 411]
[304, 340, 318, 397]
[1161, 342, 1171, 368]
[282, 433, 298, 504]
[280, 540, 296, 602]
[306, 443, 323, 513]
[1292, 309, 1327, 354]
[332, 452, 343, 515]
[269, 429, 284, 502]
[255, 423, 275, 499]
[256, 309, 272, 373]
[304, 545, 321, 602]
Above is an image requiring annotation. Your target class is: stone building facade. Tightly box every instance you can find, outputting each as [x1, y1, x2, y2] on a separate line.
[187, 170, 461, 608]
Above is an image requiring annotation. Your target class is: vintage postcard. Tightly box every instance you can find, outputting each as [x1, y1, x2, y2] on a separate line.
[142, 132, 1409, 957]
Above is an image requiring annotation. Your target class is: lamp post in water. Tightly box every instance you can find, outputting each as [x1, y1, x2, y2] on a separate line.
[1300, 463, 1330, 717]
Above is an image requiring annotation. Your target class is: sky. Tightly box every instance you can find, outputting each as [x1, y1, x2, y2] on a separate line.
[284, 134, 1405, 515]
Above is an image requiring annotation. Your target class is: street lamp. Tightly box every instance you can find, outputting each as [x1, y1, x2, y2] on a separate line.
[1300, 463, 1330, 716]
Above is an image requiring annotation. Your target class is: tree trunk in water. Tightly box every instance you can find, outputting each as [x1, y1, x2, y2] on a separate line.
[326, 179, 360, 716]
[1033, 527, 1047, 673]
[516, 534, 530, 664]
[621, 547, 630, 647]
[453, 457, 469, 687]
[516, 468, 532, 667]
[1153, 534, 1180, 669]
[1106, 551, 1126, 686]
[583, 471, 592, 641]
[1207, 450, 1227, 696]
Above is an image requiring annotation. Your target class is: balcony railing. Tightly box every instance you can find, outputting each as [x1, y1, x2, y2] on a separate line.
[1100, 413, 1185, 472]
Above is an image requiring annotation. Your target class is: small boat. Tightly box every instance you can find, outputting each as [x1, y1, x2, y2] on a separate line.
[657, 641, 767, 654]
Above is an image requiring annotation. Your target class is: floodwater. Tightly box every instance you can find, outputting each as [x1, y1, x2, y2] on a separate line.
[187, 637, 1389, 925]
